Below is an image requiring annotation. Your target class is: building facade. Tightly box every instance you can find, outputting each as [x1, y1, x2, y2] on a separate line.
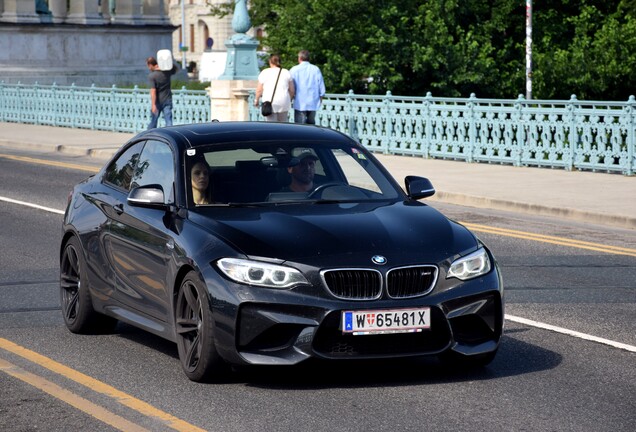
[0, 1, 175, 86]
[0, 1, 261, 86]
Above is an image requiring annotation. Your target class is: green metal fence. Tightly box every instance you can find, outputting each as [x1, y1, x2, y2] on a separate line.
[1, 82, 634, 174]
[0, 82, 210, 133]
[249, 91, 636, 175]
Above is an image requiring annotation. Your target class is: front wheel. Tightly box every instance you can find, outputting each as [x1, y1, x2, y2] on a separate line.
[59, 236, 116, 333]
[175, 271, 227, 382]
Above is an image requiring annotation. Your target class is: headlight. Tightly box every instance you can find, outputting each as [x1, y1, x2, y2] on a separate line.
[447, 248, 491, 280]
[216, 258, 308, 288]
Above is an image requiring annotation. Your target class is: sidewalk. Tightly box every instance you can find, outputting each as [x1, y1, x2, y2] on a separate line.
[1, 122, 634, 230]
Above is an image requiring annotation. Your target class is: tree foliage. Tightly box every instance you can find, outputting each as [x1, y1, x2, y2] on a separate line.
[212, 1, 636, 100]
[532, 0, 636, 99]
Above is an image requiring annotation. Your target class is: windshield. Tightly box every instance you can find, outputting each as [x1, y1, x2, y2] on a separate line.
[185, 140, 401, 207]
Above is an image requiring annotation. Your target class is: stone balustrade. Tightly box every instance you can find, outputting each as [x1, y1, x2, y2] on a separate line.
[0, 0, 170, 25]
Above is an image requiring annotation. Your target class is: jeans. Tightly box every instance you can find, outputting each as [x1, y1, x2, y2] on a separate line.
[294, 110, 317, 125]
[148, 102, 173, 129]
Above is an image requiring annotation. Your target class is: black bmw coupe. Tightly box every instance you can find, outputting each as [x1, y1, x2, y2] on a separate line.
[60, 121, 503, 382]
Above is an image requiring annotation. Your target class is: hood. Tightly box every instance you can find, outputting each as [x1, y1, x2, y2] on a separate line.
[191, 201, 478, 267]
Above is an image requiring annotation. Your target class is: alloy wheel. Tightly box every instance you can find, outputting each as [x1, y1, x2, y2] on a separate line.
[176, 280, 204, 373]
[60, 243, 81, 325]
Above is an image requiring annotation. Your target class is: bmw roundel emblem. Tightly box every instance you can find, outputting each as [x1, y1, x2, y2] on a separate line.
[371, 255, 387, 265]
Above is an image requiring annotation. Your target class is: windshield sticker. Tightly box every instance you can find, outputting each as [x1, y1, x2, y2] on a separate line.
[187, 149, 197, 156]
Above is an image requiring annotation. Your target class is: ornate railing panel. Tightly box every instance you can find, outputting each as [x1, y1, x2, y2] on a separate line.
[2, 82, 634, 174]
[248, 91, 635, 175]
[0, 82, 211, 134]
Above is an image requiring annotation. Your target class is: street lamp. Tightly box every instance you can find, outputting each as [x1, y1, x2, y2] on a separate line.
[526, 0, 532, 100]
[181, 0, 187, 68]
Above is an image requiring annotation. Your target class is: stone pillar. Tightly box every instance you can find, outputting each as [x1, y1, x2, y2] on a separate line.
[0, 0, 40, 23]
[218, 35, 260, 80]
[143, 0, 169, 25]
[66, 0, 105, 24]
[207, 80, 257, 122]
[48, 0, 67, 23]
[112, 0, 143, 25]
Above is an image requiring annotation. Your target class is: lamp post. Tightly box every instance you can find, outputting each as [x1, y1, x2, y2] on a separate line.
[218, 0, 259, 80]
[181, 0, 187, 68]
[525, 0, 532, 100]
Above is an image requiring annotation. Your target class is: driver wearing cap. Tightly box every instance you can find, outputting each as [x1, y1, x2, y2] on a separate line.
[282, 150, 318, 192]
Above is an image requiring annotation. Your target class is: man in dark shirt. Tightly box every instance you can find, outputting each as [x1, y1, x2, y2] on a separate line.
[146, 56, 178, 129]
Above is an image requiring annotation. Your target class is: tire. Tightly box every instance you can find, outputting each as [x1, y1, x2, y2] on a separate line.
[59, 236, 116, 334]
[175, 271, 227, 382]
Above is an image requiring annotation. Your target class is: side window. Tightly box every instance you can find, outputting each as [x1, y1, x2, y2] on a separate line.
[103, 142, 145, 191]
[131, 140, 175, 203]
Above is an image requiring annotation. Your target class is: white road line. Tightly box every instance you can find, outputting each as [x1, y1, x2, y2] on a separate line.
[506, 314, 636, 353]
[2, 196, 635, 354]
[0, 196, 64, 215]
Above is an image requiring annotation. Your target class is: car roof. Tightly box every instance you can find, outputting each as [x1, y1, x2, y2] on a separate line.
[136, 122, 356, 149]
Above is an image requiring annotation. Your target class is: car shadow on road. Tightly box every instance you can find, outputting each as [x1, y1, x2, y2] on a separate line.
[114, 323, 561, 388]
[236, 337, 562, 389]
[237, 330, 562, 389]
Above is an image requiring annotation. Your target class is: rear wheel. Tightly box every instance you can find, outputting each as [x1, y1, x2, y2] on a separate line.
[59, 236, 116, 333]
[175, 271, 227, 382]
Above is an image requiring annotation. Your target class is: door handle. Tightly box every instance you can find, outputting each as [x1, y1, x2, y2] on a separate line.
[113, 203, 124, 215]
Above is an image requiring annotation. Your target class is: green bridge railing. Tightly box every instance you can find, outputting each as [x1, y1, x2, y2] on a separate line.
[0, 82, 210, 133]
[1, 82, 633, 175]
[249, 90, 636, 175]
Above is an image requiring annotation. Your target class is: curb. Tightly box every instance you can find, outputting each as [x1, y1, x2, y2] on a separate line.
[431, 191, 636, 230]
[0, 140, 118, 160]
[60, 145, 118, 160]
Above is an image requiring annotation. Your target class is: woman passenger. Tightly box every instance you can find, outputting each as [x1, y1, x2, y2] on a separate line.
[191, 159, 212, 205]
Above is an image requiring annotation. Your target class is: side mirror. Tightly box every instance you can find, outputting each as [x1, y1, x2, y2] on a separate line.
[405, 176, 435, 200]
[128, 185, 167, 208]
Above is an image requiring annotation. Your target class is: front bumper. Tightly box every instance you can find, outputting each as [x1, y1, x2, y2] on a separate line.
[207, 265, 504, 366]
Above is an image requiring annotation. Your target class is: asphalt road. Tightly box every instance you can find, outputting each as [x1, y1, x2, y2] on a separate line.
[0, 150, 634, 432]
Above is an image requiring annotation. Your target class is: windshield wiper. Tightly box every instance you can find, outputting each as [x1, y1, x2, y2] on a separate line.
[224, 199, 366, 207]
[309, 199, 362, 205]
[226, 202, 272, 207]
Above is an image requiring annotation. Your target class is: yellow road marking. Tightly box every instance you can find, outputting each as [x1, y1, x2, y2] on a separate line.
[0, 338, 205, 432]
[0, 357, 149, 432]
[461, 222, 636, 258]
[0, 153, 99, 173]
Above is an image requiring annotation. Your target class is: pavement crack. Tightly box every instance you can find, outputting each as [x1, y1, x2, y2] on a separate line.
[0, 280, 58, 288]
[0, 306, 61, 314]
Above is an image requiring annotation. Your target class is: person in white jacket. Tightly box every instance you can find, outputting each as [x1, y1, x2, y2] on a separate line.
[254, 54, 295, 122]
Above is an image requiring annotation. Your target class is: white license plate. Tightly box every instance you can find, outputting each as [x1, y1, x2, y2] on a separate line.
[342, 307, 431, 335]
